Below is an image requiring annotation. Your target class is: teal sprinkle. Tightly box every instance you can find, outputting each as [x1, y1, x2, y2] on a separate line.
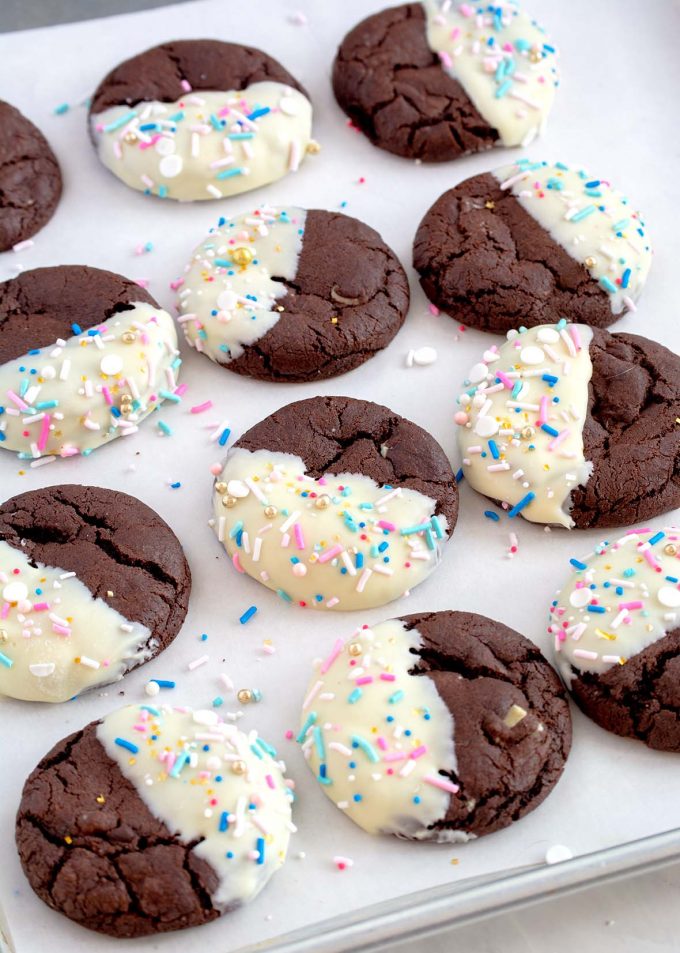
[170, 752, 189, 778]
[250, 744, 263, 760]
[351, 735, 379, 763]
[312, 725, 325, 760]
[159, 390, 181, 403]
[388, 690, 405, 704]
[0, 652, 13, 668]
[495, 79, 513, 98]
[276, 588, 292, 603]
[216, 167, 245, 180]
[570, 205, 596, 223]
[157, 420, 172, 436]
[599, 275, 618, 294]
[297, 712, 317, 743]
[102, 110, 137, 132]
[401, 522, 431, 536]
[347, 687, 363, 704]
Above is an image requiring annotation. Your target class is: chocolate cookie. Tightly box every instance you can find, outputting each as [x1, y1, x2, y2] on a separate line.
[0, 100, 62, 252]
[177, 206, 409, 382]
[456, 323, 680, 529]
[332, 3, 558, 162]
[550, 528, 680, 752]
[16, 704, 293, 937]
[89, 39, 315, 201]
[0, 265, 180, 459]
[0, 485, 190, 702]
[211, 395, 458, 609]
[299, 611, 571, 839]
[414, 161, 652, 332]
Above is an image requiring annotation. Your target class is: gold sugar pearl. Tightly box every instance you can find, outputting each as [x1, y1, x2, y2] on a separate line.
[222, 495, 237, 508]
[584, 256, 597, 269]
[529, 49, 542, 63]
[521, 426, 535, 439]
[264, 505, 278, 519]
[214, 481, 227, 494]
[121, 331, 136, 344]
[306, 140, 321, 155]
[348, 642, 363, 657]
[231, 759, 247, 775]
[237, 688, 253, 704]
[124, 131, 138, 144]
[229, 246, 254, 267]
[664, 543, 678, 557]
[315, 495, 331, 510]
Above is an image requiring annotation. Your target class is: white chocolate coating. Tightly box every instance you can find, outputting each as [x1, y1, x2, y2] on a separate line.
[550, 527, 680, 678]
[299, 619, 458, 839]
[494, 161, 652, 314]
[97, 705, 293, 910]
[0, 542, 151, 703]
[457, 323, 593, 528]
[422, 0, 558, 148]
[210, 448, 449, 611]
[91, 84, 313, 202]
[177, 206, 306, 363]
[0, 302, 179, 459]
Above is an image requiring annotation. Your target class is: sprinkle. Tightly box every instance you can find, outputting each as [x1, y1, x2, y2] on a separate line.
[508, 492, 535, 518]
[114, 738, 138, 754]
[423, 774, 459, 794]
[320, 638, 344, 674]
[188, 655, 209, 671]
[239, 606, 258, 625]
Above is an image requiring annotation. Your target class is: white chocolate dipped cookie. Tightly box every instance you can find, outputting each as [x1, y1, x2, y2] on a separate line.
[549, 527, 680, 752]
[333, 1, 558, 162]
[16, 705, 294, 936]
[210, 396, 458, 610]
[299, 611, 571, 839]
[0, 484, 191, 703]
[0, 266, 179, 461]
[175, 204, 409, 382]
[414, 160, 652, 333]
[89, 40, 315, 201]
[456, 322, 680, 529]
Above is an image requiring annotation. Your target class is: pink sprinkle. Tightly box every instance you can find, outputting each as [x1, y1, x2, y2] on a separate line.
[502, 42, 513, 52]
[37, 414, 51, 451]
[294, 523, 306, 550]
[210, 462, 222, 475]
[265, 774, 276, 789]
[460, 2, 474, 15]
[318, 477, 327, 486]
[548, 428, 570, 451]
[1, 603, 10, 619]
[318, 544, 343, 564]
[496, 371, 514, 389]
[170, 278, 185, 291]
[451, 26, 461, 39]
[7, 390, 29, 411]
[133, 724, 147, 733]
[180, 79, 192, 92]
[377, 521, 396, 532]
[232, 553, 245, 574]
[538, 395, 549, 425]
[102, 386, 113, 406]
[424, 774, 459, 794]
[379, 673, 396, 682]
[174, 383, 188, 397]
[439, 50, 453, 68]
[569, 325, 582, 351]
[428, 303, 440, 316]
[191, 400, 213, 414]
[52, 624, 71, 636]
[285, 729, 294, 740]
[139, 133, 162, 150]
[355, 676, 373, 686]
[376, 737, 388, 751]
[320, 638, 345, 674]
[32, 602, 49, 612]
[619, 600, 643, 610]
[383, 752, 407, 762]
[410, 745, 428, 760]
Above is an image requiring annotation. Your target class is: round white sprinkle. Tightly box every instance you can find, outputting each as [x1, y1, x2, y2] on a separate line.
[145, 680, 161, 697]
[657, 586, 680, 608]
[468, 362, 488, 384]
[29, 662, 56, 678]
[279, 96, 298, 116]
[227, 480, 249, 498]
[520, 345, 545, 365]
[474, 416, 499, 437]
[2, 581, 28, 603]
[569, 589, 591, 608]
[412, 346, 438, 366]
[545, 844, 573, 865]
[159, 154, 184, 178]
[155, 137, 176, 156]
[100, 354, 123, 375]
[537, 328, 560, 344]
[41, 366, 56, 380]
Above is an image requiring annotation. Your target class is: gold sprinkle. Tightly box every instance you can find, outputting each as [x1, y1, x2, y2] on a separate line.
[315, 495, 331, 510]
[484, 200, 495, 210]
[64, 835, 73, 845]
[214, 481, 227, 494]
[664, 543, 677, 556]
[348, 642, 363, 657]
[222, 495, 237, 508]
[584, 256, 597, 268]
[595, 628, 616, 641]
[121, 330, 136, 344]
[229, 246, 254, 267]
[264, 505, 278, 519]
[237, 688, 253, 704]
[306, 140, 321, 155]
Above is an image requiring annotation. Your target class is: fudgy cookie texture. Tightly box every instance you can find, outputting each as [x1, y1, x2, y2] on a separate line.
[16, 721, 220, 937]
[401, 611, 571, 836]
[571, 330, 680, 529]
[0, 101, 62, 252]
[0, 265, 158, 364]
[413, 172, 615, 332]
[90, 39, 306, 115]
[228, 211, 409, 382]
[568, 630, 680, 752]
[234, 395, 458, 531]
[0, 485, 191, 660]
[332, 4, 497, 161]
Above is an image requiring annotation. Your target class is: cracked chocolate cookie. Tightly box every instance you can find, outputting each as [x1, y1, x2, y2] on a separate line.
[0, 265, 180, 458]
[176, 205, 409, 381]
[0, 485, 190, 702]
[299, 611, 571, 839]
[456, 323, 680, 529]
[332, 2, 558, 162]
[414, 161, 652, 333]
[0, 100, 62, 251]
[210, 395, 458, 609]
[550, 528, 680, 752]
[16, 704, 293, 937]
[89, 39, 314, 201]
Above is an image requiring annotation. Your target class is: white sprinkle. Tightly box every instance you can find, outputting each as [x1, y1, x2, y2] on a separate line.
[188, 654, 209, 671]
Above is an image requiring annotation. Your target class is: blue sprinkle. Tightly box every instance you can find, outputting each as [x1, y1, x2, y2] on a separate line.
[219, 427, 231, 447]
[170, 482, 181, 489]
[621, 268, 631, 289]
[570, 559, 587, 570]
[219, 811, 229, 832]
[114, 738, 138, 754]
[588, 604, 606, 614]
[488, 439, 500, 460]
[71, 323, 82, 335]
[239, 605, 258, 625]
[150, 679, 175, 689]
[484, 510, 500, 522]
[248, 107, 271, 121]
[455, 468, 464, 483]
[508, 492, 535, 518]
[541, 423, 559, 437]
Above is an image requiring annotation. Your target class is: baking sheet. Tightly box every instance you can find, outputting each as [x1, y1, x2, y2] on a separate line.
[0, 0, 679, 950]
